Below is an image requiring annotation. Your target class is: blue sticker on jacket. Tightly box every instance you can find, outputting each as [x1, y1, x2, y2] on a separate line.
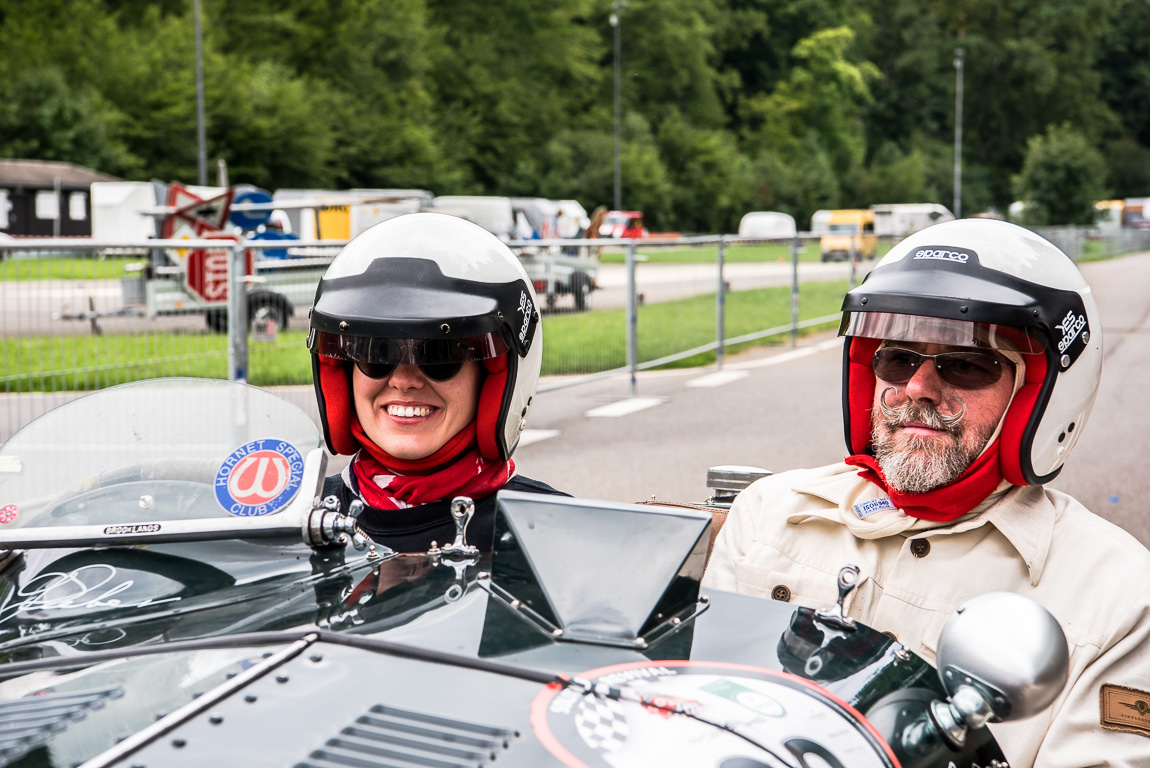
[853, 497, 897, 520]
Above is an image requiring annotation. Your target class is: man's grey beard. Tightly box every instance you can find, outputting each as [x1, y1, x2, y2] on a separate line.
[872, 391, 993, 494]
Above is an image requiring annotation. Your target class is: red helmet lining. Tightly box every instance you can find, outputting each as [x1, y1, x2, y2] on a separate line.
[845, 335, 1047, 486]
[317, 352, 511, 462]
[846, 337, 882, 454]
[477, 354, 509, 460]
[999, 350, 1047, 486]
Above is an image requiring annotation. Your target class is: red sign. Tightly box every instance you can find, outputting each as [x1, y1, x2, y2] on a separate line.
[185, 234, 252, 306]
[161, 182, 234, 239]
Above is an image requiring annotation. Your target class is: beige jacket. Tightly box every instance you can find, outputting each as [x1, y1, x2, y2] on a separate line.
[703, 462, 1150, 768]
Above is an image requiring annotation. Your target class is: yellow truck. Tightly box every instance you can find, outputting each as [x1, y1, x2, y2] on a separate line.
[819, 209, 876, 262]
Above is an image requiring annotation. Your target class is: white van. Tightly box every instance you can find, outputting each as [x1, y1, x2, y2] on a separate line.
[809, 210, 833, 236]
[870, 203, 954, 238]
[737, 211, 797, 239]
[510, 198, 560, 240]
[555, 200, 590, 238]
[426, 195, 516, 242]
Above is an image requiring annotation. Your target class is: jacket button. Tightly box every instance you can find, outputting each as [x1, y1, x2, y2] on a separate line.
[771, 585, 791, 602]
[910, 538, 931, 558]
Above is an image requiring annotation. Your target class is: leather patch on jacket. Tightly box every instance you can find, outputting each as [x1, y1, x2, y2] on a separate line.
[1100, 684, 1150, 736]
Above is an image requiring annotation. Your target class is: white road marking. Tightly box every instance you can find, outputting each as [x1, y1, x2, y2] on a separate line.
[687, 370, 750, 388]
[585, 396, 666, 418]
[518, 429, 560, 447]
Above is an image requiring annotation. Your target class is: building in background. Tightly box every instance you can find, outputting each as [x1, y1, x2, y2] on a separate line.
[0, 159, 119, 237]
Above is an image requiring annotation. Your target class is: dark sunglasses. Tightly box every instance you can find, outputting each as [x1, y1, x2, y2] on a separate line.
[354, 339, 472, 382]
[872, 347, 1010, 389]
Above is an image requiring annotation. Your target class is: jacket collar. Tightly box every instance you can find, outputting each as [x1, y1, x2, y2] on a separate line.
[789, 464, 1054, 586]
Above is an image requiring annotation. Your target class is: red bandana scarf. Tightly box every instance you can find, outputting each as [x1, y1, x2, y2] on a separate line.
[349, 419, 513, 510]
[845, 437, 1005, 522]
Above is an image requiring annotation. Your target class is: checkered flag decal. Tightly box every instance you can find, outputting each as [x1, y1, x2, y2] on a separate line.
[574, 694, 631, 752]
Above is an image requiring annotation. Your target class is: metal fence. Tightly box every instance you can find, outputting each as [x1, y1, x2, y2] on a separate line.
[2, 225, 1147, 442]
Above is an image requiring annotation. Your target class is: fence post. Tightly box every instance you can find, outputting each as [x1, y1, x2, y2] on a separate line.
[849, 238, 858, 290]
[227, 242, 248, 382]
[626, 240, 638, 397]
[790, 234, 800, 348]
[716, 235, 726, 369]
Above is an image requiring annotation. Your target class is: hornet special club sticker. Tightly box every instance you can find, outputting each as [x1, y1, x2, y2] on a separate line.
[530, 660, 897, 768]
[215, 440, 304, 517]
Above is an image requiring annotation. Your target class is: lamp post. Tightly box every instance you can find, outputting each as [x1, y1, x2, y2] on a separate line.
[953, 47, 964, 219]
[194, 0, 207, 186]
[610, 2, 624, 211]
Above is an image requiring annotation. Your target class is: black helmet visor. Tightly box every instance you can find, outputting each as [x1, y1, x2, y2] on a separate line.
[311, 330, 507, 364]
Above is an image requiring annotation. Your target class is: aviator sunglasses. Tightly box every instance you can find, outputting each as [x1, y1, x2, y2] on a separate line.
[872, 347, 1010, 389]
[354, 339, 473, 382]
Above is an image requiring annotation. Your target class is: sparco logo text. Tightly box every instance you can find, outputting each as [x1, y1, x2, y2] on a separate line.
[1056, 310, 1087, 353]
[517, 291, 533, 345]
[913, 248, 969, 263]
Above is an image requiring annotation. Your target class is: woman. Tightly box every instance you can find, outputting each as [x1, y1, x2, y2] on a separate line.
[308, 212, 565, 552]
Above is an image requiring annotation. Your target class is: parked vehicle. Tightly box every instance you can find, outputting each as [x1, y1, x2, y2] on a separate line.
[819, 209, 877, 262]
[510, 198, 561, 240]
[870, 204, 954, 238]
[273, 188, 431, 240]
[737, 211, 797, 239]
[600, 210, 649, 239]
[425, 195, 517, 242]
[555, 199, 591, 239]
[429, 197, 598, 313]
[809, 209, 833, 236]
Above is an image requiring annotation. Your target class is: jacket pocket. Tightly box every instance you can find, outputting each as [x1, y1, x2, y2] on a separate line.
[733, 559, 840, 610]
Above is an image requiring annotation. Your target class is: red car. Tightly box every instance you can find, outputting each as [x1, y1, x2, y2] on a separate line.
[599, 210, 649, 238]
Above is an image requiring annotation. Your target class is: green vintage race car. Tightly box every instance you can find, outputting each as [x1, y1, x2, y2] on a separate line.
[0, 379, 1064, 768]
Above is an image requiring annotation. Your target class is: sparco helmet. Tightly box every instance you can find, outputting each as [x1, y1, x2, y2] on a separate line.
[839, 218, 1101, 485]
[307, 212, 542, 461]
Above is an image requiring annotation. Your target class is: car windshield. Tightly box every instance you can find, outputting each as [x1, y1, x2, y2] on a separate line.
[828, 223, 859, 234]
[0, 379, 321, 532]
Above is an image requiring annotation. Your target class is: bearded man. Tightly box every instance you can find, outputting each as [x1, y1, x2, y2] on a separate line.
[703, 219, 1150, 768]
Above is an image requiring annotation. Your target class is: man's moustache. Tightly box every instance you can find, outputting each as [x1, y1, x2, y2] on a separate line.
[878, 387, 967, 432]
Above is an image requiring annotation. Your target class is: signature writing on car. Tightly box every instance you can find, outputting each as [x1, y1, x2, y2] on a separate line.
[0, 564, 181, 625]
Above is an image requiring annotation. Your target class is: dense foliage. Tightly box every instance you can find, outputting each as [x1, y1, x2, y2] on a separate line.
[1, 0, 1145, 230]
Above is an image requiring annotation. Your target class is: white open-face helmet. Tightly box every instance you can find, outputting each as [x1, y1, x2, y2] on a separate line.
[839, 218, 1101, 485]
[308, 212, 542, 461]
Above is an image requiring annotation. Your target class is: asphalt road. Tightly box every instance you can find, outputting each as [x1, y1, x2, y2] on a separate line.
[515, 251, 1150, 549]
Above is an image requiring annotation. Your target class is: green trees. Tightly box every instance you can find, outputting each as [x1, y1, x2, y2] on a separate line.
[1013, 124, 1108, 226]
[0, 0, 1143, 230]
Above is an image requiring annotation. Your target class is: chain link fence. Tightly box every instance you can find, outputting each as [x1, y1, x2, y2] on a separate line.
[2, 225, 1147, 442]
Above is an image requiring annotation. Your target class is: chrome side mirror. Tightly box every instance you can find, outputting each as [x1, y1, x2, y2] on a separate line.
[930, 592, 1069, 748]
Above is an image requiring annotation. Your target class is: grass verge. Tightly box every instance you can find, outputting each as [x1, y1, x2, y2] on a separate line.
[0, 281, 848, 392]
[0, 254, 143, 281]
